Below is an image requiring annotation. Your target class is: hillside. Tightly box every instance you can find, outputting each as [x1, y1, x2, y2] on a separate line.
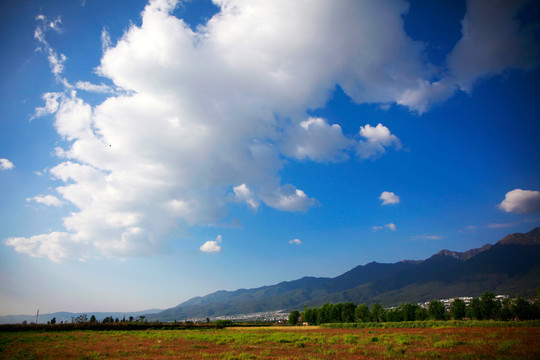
[149, 228, 540, 321]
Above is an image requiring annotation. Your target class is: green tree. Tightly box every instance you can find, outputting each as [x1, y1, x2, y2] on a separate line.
[512, 296, 534, 320]
[330, 303, 343, 323]
[370, 303, 385, 322]
[534, 290, 540, 319]
[73, 314, 88, 323]
[355, 304, 370, 322]
[449, 298, 466, 320]
[288, 310, 300, 326]
[50, 317, 56, 325]
[427, 300, 446, 320]
[415, 306, 428, 320]
[467, 298, 482, 320]
[480, 291, 500, 320]
[386, 308, 402, 322]
[341, 302, 356, 323]
[303, 306, 317, 325]
[318, 303, 332, 324]
[401, 303, 418, 321]
[499, 297, 513, 321]
[89, 315, 97, 323]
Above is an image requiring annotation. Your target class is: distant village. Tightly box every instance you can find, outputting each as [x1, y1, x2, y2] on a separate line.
[418, 295, 509, 310]
[183, 295, 515, 323]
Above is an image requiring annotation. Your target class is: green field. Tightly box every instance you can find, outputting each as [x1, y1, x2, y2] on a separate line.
[1, 323, 540, 359]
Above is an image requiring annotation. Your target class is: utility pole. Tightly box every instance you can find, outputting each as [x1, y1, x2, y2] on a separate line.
[35, 309, 39, 324]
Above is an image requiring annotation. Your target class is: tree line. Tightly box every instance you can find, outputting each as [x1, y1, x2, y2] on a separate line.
[288, 292, 540, 325]
[44, 314, 146, 325]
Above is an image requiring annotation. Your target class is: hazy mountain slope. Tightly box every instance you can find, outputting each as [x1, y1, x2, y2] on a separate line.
[150, 261, 417, 320]
[150, 228, 540, 320]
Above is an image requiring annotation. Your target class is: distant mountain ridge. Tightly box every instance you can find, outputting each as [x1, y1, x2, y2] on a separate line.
[434, 243, 492, 261]
[497, 227, 540, 245]
[0, 309, 163, 325]
[148, 227, 540, 321]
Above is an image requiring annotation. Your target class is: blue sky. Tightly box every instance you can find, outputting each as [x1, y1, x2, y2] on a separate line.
[1, 0, 539, 315]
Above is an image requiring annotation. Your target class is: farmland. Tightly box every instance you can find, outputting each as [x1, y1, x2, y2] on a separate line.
[1, 323, 540, 359]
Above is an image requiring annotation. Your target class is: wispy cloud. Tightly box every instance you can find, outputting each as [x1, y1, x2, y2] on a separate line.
[464, 217, 540, 232]
[34, 15, 66, 78]
[487, 217, 540, 229]
[75, 81, 117, 94]
[26, 195, 64, 207]
[101, 28, 112, 52]
[372, 223, 396, 232]
[486, 222, 520, 229]
[288, 238, 302, 245]
[411, 234, 442, 240]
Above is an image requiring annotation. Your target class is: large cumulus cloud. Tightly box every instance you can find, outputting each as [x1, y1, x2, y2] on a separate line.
[5, 0, 538, 261]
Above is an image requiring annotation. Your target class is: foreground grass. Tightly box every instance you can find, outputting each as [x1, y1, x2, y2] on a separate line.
[1, 324, 539, 359]
[320, 319, 540, 329]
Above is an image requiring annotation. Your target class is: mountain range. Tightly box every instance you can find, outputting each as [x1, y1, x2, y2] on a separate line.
[148, 228, 540, 321]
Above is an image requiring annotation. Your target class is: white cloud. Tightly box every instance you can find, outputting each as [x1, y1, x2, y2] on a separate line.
[8, 0, 536, 261]
[498, 189, 540, 214]
[4, 232, 82, 263]
[281, 117, 353, 162]
[26, 195, 64, 207]
[396, 0, 539, 113]
[261, 185, 316, 212]
[33, 92, 62, 119]
[447, 0, 539, 92]
[357, 124, 401, 160]
[397, 78, 457, 115]
[0, 158, 14, 170]
[200, 235, 223, 253]
[372, 223, 396, 232]
[288, 238, 302, 245]
[379, 191, 400, 205]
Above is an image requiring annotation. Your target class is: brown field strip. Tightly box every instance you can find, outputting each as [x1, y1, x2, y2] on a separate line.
[1, 326, 539, 359]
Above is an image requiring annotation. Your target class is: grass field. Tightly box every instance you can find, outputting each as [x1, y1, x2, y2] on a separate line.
[1, 325, 539, 359]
